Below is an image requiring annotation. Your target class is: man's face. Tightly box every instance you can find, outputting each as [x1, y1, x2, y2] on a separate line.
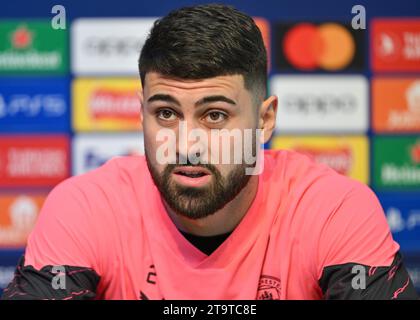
[140, 72, 268, 219]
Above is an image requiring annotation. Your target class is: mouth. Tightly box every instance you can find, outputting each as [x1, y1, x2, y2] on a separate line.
[171, 166, 212, 187]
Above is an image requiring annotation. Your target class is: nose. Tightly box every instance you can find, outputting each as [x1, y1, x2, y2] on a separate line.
[176, 119, 208, 165]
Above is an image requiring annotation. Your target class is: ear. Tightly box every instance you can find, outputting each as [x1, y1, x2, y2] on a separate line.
[258, 95, 278, 144]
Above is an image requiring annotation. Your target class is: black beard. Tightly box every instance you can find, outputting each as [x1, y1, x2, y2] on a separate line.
[145, 152, 252, 220]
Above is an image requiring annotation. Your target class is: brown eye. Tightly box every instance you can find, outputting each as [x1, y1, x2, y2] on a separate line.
[205, 111, 227, 123]
[157, 109, 177, 121]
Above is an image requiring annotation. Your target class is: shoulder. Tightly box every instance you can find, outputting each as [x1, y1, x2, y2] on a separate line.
[55, 155, 147, 196]
[265, 150, 397, 273]
[265, 149, 385, 240]
[39, 155, 149, 221]
[263, 149, 362, 199]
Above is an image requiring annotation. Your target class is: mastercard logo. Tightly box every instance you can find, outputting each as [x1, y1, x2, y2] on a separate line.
[283, 23, 355, 71]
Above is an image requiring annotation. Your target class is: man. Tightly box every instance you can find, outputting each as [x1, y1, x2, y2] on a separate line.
[2, 4, 418, 300]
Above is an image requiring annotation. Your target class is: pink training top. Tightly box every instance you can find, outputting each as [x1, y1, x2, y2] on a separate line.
[23, 149, 399, 299]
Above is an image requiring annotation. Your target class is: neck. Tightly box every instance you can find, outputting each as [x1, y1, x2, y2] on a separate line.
[164, 175, 259, 236]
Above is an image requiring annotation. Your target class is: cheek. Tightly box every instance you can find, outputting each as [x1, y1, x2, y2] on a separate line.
[144, 126, 178, 169]
[207, 127, 257, 166]
[143, 129, 159, 160]
[144, 140, 166, 176]
[143, 128, 154, 148]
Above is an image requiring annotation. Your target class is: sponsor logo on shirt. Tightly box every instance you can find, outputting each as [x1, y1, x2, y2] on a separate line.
[371, 19, 420, 72]
[372, 78, 420, 133]
[271, 135, 369, 184]
[0, 135, 70, 187]
[0, 193, 46, 247]
[0, 78, 69, 132]
[270, 75, 368, 133]
[72, 78, 142, 132]
[0, 20, 67, 74]
[274, 22, 364, 71]
[72, 133, 144, 175]
[373, 137, 420, 190]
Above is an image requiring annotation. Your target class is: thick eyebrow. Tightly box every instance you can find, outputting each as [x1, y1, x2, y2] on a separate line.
[147, 94, 236, 108]
[147, 94, 181, 106]
[195, 95, 236, 107]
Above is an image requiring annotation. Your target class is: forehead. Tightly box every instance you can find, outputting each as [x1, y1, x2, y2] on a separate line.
[143, 72, 247, 98]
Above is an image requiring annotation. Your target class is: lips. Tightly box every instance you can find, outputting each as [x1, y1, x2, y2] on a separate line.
[171, 166, 212, 187]
[173, 166, 211, 178]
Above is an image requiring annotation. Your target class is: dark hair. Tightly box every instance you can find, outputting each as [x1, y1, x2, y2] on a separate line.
[138, 3, 267, 103]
